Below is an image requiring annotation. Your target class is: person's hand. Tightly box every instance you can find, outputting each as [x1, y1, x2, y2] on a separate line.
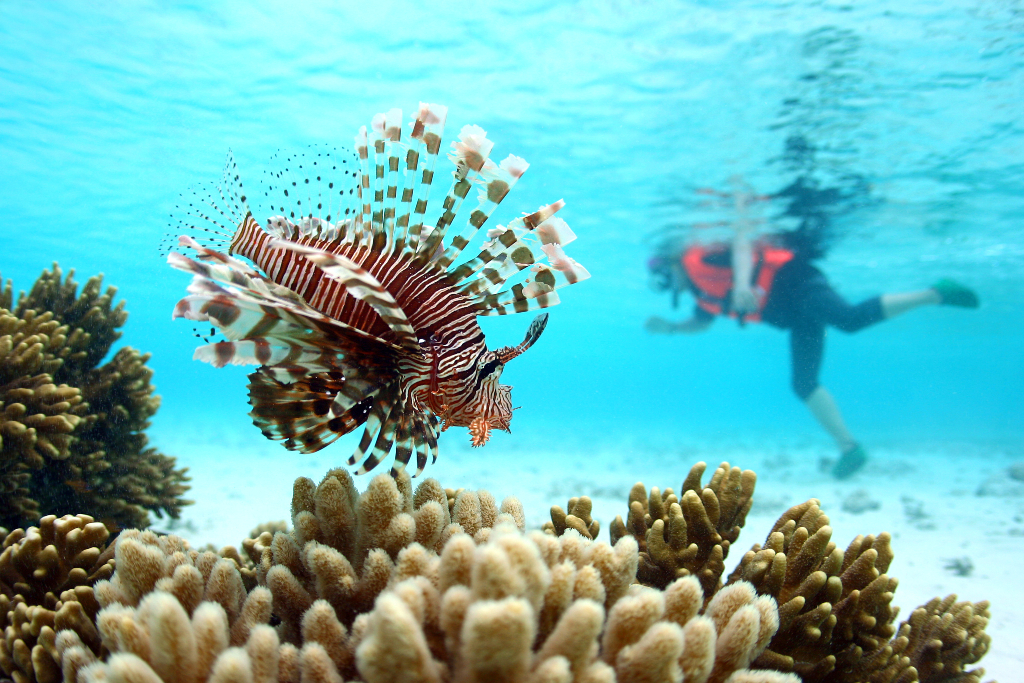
[645, 316, 676, 334]
[731, 287, 758, 316]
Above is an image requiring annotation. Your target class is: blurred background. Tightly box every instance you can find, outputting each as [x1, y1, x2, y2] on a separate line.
[1, 1, 1021, 487]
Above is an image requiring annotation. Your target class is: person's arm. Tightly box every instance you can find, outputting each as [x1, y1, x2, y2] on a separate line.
[730, 183, 758, 316]
[645, 315, 714, 334]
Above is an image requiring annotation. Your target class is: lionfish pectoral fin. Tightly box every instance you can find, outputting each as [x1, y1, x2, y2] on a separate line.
[247, 371, 357, 453]
[270, 239, 420, 351]
[349, 383, 400, 472]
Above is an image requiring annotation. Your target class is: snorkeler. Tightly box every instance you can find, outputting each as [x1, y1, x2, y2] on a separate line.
[646, 181, 980, 479]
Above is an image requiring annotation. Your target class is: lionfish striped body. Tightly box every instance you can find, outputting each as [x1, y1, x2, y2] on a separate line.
[166, 104, 589, 476]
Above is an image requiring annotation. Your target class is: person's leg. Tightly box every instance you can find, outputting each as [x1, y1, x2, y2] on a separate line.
[790, 320, 866, 478]
[880, 289, 940, 318]
[804, 386, 857, 453]
[791, 324, 855, 447]
[814, 277, 978, 327]
[805, 278, 885, 333]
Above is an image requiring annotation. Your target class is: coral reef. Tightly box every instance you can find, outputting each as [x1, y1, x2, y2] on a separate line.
[0, 459, 991, 683]
[0, 514, 114, 683]
[607, 462, 756, 595]
[0, 264, 191, 531]
[599, 463, 991, 683]
[729, 500, 991, 683]
[897, 595, 991, 682]
[44, 467, 793, 683]
[542, 496, 600, 541]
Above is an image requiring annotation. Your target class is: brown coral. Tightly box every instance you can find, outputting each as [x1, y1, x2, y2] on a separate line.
[543, 496, 600, 541]
[901, 596, 990, 682]
[18, 460, 992, 683]
[0, 514, 114, 683]
[608, 462, 756, 595]
[0, 264, 191, 531]
[65, 518, 785, 683]
[727, 500, 994, 683]
[1, 309, 88, 525]
[247, 467, 528, 645]
[727, 499, 899, 681]
[595, 466, 993, 683]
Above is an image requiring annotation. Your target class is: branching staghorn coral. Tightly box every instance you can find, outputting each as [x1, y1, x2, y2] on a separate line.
[0, 514, 114, 683]
[0, 264, 191, 531]
[2, 459, 989, 683]
[543, 495, 600, 541]
[729, 500, 991, 683]
[607, 462, 756, 595]
[41, 466, 791, 683]
[57, 518, 786, 683]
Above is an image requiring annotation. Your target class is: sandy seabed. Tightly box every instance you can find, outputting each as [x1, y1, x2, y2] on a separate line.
[153, 423, 1024, 681]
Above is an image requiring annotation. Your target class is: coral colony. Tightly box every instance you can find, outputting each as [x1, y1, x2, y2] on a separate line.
[0, 265, 190, 532]
[0, 463, 990, 683]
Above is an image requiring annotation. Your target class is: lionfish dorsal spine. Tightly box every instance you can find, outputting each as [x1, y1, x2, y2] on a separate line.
[405, 103, 448, 253]
[392, 110, 421, 251]
[367, 113, 387, 234]
[381, 108, 405, 246]
[447, 199, 564, 291]
[433, 154, 530, 271]
[355, 125, 373, 243]
[452, 202, 559, 295]
[414, 124, 497, 262]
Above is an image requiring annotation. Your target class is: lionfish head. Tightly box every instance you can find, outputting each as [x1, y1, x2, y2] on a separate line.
[460, 313, 549, 447]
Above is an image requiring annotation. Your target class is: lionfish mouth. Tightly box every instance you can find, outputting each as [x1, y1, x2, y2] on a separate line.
[167, 102, 590, 477]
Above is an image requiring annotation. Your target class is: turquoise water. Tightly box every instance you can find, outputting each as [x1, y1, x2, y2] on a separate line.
[3, 0, 1023, 674]
[3, 0, 1021, 448]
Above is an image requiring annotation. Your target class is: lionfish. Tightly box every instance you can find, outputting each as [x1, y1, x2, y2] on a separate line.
[165, 103, 589, 477]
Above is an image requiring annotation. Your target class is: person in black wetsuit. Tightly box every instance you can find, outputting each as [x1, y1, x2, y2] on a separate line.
[645, 184, 980, 479]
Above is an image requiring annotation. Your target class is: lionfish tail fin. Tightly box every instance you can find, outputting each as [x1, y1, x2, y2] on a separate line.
[160, 151, 249, 258]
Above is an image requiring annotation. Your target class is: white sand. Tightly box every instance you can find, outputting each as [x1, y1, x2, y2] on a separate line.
[155, 423, 1023, 681]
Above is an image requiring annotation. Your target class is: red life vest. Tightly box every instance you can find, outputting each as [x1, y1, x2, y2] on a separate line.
[682, 244, 794, 322]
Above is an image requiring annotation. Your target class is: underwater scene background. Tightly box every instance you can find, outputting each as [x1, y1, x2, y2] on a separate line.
[2, 0, 1022, 678]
